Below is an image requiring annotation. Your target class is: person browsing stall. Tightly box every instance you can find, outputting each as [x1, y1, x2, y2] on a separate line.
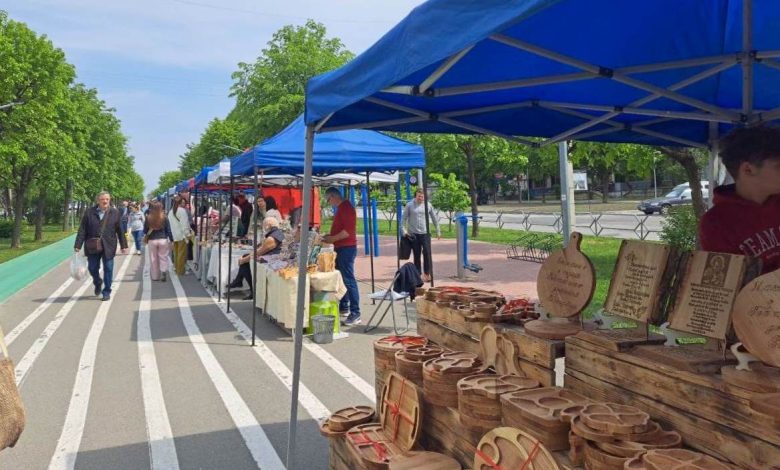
[144, 202, 174, 282]
[402, 188, 441, 282]
[699, 126, 780, 274]
[229, 216, 285, 300]
[321, 187, 361, 326]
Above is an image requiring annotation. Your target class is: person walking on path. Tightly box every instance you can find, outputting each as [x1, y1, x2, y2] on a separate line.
[144, 202, 174, 281]
[321, 187, 361, 326]
[128, 203, 145, 255]
[402, 188, 441, 282]
[74, 191, 128, 301]
[168, 197, 191, 276]
[119, 200, 130, 236]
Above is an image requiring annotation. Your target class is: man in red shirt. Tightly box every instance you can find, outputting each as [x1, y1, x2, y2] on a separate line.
[321, 187, 361, 325]
[699, 126, 780, 274]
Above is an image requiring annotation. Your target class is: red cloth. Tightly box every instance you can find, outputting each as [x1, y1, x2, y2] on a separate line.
[699, 183, 780, 274]
[330, 200, 357, 248]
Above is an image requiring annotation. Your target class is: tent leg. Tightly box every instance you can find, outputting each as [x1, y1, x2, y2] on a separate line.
[287, 125, 315, 470]
[367, 172, 376, 301]
[217, 182, 223, 302]
[252, 165, 259, 346]
[395, 177, 402, 271]
[227, 176, 235, 313]
[421, 169, 434, 287]
[558, 141, 574, 246]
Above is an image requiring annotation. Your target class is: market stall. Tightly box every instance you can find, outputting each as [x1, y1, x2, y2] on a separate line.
[297, 0, 780, 468]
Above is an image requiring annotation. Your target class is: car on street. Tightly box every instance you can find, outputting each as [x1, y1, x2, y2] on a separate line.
[637, 182, 710, 215]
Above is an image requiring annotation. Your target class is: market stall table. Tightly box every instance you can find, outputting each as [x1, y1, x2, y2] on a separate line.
[206, 243, 251, 289]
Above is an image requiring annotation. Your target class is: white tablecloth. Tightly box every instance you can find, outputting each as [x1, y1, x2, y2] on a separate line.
[206, 244, 251, 288]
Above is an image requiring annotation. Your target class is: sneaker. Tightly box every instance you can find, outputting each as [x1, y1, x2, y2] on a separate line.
[343, 316, 362, 326]
[94, 283, 102, 297]
[161, 272, 167, 282]
[339, 310, 350, 318]
[101, 294, 110, 302]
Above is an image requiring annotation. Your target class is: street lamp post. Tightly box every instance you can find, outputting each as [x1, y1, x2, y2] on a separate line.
[653, 155, 658, 198]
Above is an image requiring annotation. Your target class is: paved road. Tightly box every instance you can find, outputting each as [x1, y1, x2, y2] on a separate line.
[0, 249, 401, 469]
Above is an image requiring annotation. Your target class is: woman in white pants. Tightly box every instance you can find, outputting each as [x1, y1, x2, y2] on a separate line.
[143, 202, 174, 281]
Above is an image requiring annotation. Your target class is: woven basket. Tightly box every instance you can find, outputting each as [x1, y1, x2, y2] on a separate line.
[0, 325, 25, 450]
[316, 252, 336, 272]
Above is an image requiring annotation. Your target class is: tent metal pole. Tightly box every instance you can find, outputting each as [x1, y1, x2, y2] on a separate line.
[227, 175, 235, 313]
[395, 177, 402, 272]
[743, 0, 754, 116]
[441, 100, 534, 118]
[421, 169, 434, 287]
[434, 71, 594, 96]
[558, 141, 574, 246]
[538, 100, 733, 123]
[252, 164, 259, 347]
[418, 45, 475, 93]
[632, 127, 707, 148]
[319, 116, 427, 133]
[287, 125, 315, 470]
[542, 61, 736, 145]
[217, 179, 223, 302]
[366, 171, 376, 296]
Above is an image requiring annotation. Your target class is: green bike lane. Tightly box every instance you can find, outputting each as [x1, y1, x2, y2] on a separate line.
[0, 234, 77, 304]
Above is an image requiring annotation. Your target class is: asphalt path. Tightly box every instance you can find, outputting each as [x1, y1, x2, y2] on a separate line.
[0, 249, 405, 469]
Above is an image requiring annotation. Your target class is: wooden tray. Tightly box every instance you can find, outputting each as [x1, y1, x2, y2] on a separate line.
[501, 387, 590, 429]
[579, 402, 651, 435]
[403, 344, 446, 362]
[346, 423, 401, 470]
[329, 405, 377, 432]
[536, 232, 595, 318]
[320, 420, 347, 439]
[525, 318, 583, 341]
[732, 269, 780, 367]
[458, 374, 540, 431]
[423, 354, 483, 408]
[571, 416, 662, 444]
[379, 372, 421, 452]
[584, 440, 633, 469]
[388, 451, 461, 470]
[640, 448, 734, 470]
[594, 431, 682, 458]
[474, 427, 560, 470]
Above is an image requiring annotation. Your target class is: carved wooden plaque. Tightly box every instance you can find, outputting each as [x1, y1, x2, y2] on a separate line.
[732, 269, 780, 367]
[668, 251, 748, 339]
[604, 240, 673, 323]
[536, 232, 596, 317]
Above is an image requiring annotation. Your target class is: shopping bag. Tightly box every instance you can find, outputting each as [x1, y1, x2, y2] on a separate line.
[70, 252, 88, 280]
[0, 324, 25, 450]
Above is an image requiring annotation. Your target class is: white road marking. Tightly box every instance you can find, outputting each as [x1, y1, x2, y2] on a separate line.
[206, 292, 331, 423]
[138, 251, 179, 470]
[5, 277, 75, 347]
[14, 279, 92, 387]
[49, 254, 134, 470]
[302, 339, 376, 403]
[169, 271, 284, 470]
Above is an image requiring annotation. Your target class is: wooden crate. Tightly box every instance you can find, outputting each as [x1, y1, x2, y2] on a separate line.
[417, 318, 557, 387]
[565, 335, 780, 469]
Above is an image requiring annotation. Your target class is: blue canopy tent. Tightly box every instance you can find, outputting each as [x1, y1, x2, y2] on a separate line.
[277, 1, 779, 467]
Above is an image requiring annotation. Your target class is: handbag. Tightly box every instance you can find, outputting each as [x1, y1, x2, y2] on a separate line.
[143, 228, 156, 245]
[85, 209, 111, 255]
[0, 323, 26, 450]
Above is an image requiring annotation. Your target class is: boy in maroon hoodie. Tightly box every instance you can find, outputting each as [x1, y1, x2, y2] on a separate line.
[699, 126, 780, 274]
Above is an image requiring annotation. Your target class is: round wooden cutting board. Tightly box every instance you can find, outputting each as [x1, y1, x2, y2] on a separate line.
[732, 270, 780, 367]
[536, 232, 596, 318]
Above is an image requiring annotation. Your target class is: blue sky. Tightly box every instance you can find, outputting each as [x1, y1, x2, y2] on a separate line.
[3, 0, 424, 194]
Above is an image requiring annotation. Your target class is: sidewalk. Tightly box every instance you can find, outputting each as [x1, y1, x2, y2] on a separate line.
[352, 235, 540, 299]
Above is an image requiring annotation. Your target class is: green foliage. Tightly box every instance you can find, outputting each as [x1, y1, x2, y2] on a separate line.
[660, 206, 698, 251]
[179, 118, 245, 178]
[569, 142, 659, 201]
[229, 20, 353, 144]
[428, 173, 470, 228]
[0, 220, 12, 238]
[152, 170, 183, 199]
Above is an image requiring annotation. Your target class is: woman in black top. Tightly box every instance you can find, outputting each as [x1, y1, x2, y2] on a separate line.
[143, 202, 174, 281]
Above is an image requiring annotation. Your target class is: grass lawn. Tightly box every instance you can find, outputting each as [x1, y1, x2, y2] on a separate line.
[0, 224, 76, 264]
[322, 217, 621, 315]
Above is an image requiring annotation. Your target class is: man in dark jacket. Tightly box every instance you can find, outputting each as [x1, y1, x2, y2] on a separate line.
[74, 191, 128, 301]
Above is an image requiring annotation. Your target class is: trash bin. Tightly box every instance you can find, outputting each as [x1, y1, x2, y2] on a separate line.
[311, 314, 335, 344]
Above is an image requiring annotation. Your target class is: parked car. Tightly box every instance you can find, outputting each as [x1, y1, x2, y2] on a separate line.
[637, 182, 710, 215]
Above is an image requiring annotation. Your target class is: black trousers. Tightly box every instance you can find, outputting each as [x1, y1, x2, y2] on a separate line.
[232, 263, 252, 288]
[410, 233, 432, 276]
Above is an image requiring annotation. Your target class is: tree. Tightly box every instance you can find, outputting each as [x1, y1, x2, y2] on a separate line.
[229, 20, 353, 144]
[568, 142, 658, 203]
[658, 147, 707, 220]
[179, 118, 245, 178]
[428, 173, 470, 231]
[152, 171, 183, 199]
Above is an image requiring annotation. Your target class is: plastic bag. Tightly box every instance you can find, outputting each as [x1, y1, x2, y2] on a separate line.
[70, 253, 88, 281]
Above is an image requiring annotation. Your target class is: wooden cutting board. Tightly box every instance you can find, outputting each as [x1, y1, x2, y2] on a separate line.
[473, 426, 560, 470]
[640, 448, 734, 470]
[525, 318, 583, 341]
[480, 325, 499, 368]
[388, 451, 461, 470]
[668, 250, 748, 340]
[732, 269, 780, 367]
[536, 232, 596, 318]
[379, 372, 421, 452]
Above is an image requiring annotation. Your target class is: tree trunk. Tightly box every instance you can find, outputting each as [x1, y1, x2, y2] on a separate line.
[10, 180, 29, 249]
[461, 140, 480, 238]
[517, 175, 523, 204]
[63, 180, 73, 232]
[600, 172, 610, 204]
[34, 191, 45, 241]
[659, 147, 706, 220]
